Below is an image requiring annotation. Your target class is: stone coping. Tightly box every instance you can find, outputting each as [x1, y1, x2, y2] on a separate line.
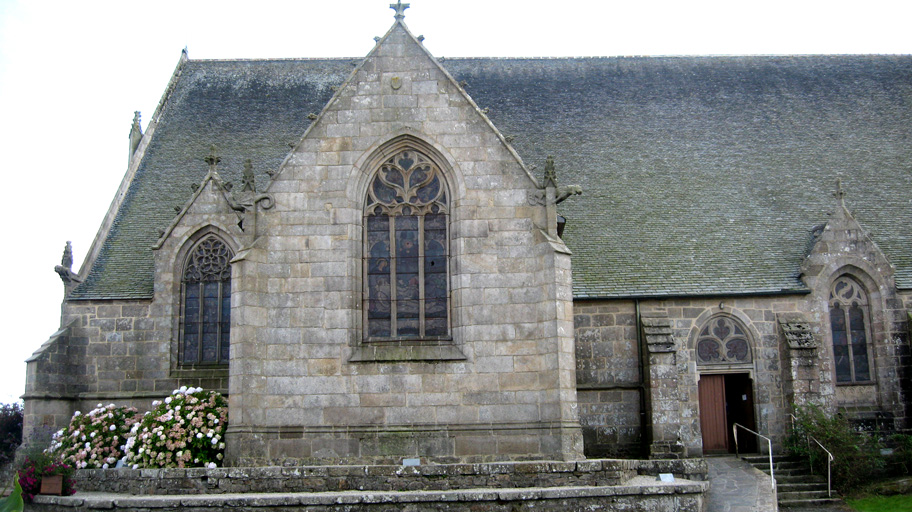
[71, 458, 707, 495]
[35, 477, 707, 510]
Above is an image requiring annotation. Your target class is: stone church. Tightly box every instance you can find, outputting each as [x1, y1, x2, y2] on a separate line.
[26, 5, 912, 464]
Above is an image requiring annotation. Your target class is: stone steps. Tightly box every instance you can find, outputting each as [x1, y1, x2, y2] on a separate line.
[779, 497, 845, 508]
[741, 455, 841, 508]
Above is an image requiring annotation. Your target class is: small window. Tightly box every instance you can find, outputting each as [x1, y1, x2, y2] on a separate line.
[181, 236, 232, 365]
[364, 148, 449, 340]
[696, 316, 752, 365]
[829, 276, 872, 383]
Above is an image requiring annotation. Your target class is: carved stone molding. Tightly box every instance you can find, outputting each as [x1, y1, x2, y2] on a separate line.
[778, 313, 819, 350]
[641, 313, 675, 353]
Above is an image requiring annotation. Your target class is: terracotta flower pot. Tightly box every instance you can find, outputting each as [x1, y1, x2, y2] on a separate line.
[39, 475, 64, 495]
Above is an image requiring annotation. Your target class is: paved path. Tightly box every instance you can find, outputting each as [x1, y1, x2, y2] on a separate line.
[705, 456, 778, 512]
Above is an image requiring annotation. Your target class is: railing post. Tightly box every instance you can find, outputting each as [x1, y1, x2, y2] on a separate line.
[733, 423, 775, 491]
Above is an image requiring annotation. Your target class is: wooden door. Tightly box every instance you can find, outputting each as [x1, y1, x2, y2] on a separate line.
[699, 374, 729, 454]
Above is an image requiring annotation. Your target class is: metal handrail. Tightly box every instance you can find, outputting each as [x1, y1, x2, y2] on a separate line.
[733, 423, 775, 490]
[789, 413, 834, 498]
[810, 436, 834, 497]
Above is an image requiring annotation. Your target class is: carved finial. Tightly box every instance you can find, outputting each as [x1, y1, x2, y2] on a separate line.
[417, 35, 425, 42]
[190, 183, 199, 193]
[307, 113, 318, 120]
[241, 159, 256, 193]
[543, 155, 558, 188]
[390, 1, 410, 20]
[834, 178, 846, 208]
[204, 145, 220, 172]
[61, 241, 73, 270]
[129, 111, 143, 162]
[54, 241, 81, 287]
[374, 36, 381, 43]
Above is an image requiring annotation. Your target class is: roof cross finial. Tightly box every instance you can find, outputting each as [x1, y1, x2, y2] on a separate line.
[204, 145, 221, 172]
[834, 178, 846, 208]
[390, 1, 410, 21]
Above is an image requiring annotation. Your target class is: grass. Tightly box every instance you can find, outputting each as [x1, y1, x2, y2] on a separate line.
[847, 494, 912, 511]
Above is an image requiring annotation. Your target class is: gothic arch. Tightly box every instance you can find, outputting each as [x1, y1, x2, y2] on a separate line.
[361, 144, 452, 341]
[347, 133, 465, 208]
[171, 226, 238, 367]
[690, 307, 761, 368]
[692, 313, 756, 368]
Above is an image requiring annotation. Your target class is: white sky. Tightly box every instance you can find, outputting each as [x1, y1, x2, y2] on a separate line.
[0, 0, 910, 404]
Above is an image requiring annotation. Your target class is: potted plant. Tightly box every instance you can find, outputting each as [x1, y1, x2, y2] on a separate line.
[17, 452, 74, 502]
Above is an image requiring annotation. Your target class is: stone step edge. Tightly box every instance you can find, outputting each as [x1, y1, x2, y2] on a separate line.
[778, 498, 844, 506]
[35, 478, 708, 509]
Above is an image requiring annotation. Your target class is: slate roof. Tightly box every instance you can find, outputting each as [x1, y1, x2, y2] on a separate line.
[70, 54, 912, 300]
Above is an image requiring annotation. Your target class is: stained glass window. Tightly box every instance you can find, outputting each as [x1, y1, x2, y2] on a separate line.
[829, 276, 872, 383]
[364, 149, 449, 340]
[696, 316, 752, 365]
[182, 236, 232, 365]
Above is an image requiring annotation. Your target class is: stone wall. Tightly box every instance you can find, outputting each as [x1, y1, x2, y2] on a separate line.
[33, 481, 707, 512]
[574, 292, 910, 456]
[68, 458, 706, 495]
[223, 23, 582, 464]
[573, 302, 644, 457]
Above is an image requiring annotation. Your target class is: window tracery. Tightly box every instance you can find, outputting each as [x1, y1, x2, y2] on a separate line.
[829, 276, 872, 383]
[181, 236, 232, 365]
[364, 149, 449, 340]
[696, 316, 752, 365]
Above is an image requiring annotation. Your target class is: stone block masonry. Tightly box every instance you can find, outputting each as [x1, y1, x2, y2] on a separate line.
[33, 459, 707, 511]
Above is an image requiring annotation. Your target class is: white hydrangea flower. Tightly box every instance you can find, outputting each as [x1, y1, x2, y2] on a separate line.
[207, 462, 217, 469]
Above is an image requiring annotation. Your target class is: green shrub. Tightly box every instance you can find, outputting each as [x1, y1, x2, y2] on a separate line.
[0, 403, 23, 467]
[887, 433, 912, 476]
[787, 404, 885, 490]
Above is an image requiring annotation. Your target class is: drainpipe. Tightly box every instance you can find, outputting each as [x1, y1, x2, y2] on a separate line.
[635, 299, 649, 457]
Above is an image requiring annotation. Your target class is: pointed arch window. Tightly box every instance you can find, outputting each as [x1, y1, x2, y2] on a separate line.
[364, 148, 449, 340]
[181, 236, 232, 365]
[696, 316, 753, 365]
[829, 276, 872, 383]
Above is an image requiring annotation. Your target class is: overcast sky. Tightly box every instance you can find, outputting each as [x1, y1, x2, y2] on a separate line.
[0, 0, 910, 404]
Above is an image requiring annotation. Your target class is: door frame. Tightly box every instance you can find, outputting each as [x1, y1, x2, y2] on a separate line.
[698, 370, 758, 455]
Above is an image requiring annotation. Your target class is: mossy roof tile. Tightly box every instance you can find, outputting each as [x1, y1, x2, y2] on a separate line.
[71, 55, 912, 300]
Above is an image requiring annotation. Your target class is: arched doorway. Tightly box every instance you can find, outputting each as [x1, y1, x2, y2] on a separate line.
[695, 316, 757, 454]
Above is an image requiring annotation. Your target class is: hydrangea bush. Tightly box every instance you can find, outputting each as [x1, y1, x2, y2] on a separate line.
[49, 403, 140, 469]
[125, 387, 228, 469]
